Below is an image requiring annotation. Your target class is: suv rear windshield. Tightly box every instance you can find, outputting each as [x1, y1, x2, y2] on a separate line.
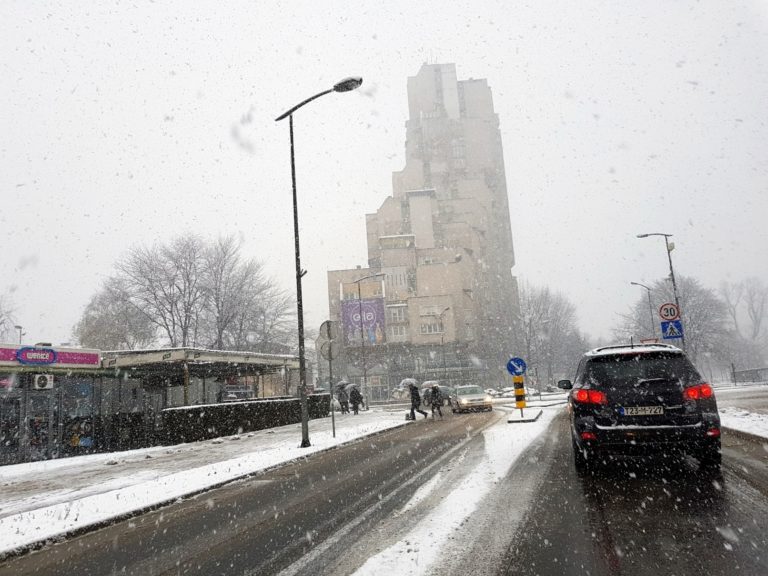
[585, 352, 702, 388]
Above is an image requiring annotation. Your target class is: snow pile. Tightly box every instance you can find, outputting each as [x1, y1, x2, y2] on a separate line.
[719, 406, 768, 439]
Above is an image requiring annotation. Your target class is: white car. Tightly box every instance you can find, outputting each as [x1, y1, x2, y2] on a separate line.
[451, 385, 493, 413]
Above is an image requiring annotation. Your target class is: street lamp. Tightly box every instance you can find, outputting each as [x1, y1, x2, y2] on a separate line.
[275, 76, 363, 447]
[636, 232, 685, 350]
[352, 272, 385, 405]
[13, 325, 24, 345]
[436, 307, 451, 385]
[630, 282, 656, 339]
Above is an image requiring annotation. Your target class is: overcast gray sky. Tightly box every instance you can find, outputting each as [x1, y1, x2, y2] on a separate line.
[2, 1, 767, 346]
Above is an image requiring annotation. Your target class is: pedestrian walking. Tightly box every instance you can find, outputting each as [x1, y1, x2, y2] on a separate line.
[430, 383, 443, 419]
[409, 383, 428, 420]
[337, 384, 350, 414]
[349, 386, 364, 415]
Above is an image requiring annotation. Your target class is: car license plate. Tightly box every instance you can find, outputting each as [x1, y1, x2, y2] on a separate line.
[621, 406, 664, 416]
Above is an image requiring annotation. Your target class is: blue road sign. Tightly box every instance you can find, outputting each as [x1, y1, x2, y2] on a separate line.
[660, 320, 684, 340]
[507, 357, 527, 376]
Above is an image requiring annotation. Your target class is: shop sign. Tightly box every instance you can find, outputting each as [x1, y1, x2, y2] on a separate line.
[16, 347, 57, 365]
[0, 346, 101, 369]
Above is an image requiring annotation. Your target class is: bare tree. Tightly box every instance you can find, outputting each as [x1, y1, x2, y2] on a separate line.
[75, 234, 296, 354]
[515, 282, 586, 386]
[719, 281, 744, 337]
[117, 234, 207, 347]
[199, 236, 268, 349]
[743, 277, 767, 343]
[227, 283, 295, 353]
[719, 278, 768, 368]
[616, 276, 728, 364]
[73, 277, 156, 349]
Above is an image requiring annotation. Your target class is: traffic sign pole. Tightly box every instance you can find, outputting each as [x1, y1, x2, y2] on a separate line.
[514, 375, 526, 417]
[319, 320, 338, 438]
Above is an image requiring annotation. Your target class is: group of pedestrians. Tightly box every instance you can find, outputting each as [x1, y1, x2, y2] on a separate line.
[408, 382, 443, 420]
[336, 384, 365, 415]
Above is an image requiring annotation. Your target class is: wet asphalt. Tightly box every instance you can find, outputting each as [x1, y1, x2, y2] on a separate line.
[500, 414, 768, 576]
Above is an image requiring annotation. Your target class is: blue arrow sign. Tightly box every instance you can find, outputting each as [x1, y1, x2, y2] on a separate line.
[507, 357, 527, 376]
[660, 320, 684, 340]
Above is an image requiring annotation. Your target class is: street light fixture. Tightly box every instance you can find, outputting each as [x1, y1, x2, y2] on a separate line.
[630, 282, 656, 339]
[352, 272, 385, 405]
[13, 325, 24, 345]
[275, 76, 363, 448]
[636, 232, 685, 350]
[436, 307, 451, 385]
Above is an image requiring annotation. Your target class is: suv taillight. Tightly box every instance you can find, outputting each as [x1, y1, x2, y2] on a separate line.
[573, 389, 608, 405]
[683, 383, 714, 401]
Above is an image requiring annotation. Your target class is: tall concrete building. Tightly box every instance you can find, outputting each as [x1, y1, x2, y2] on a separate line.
[326, 63, 519, 400]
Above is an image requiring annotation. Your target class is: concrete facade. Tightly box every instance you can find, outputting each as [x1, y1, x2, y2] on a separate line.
[325, 63, 519, 399]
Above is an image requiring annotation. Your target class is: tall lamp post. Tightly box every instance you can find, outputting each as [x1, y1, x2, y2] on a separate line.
[13, 325, 24, 345]
[637, 232, 685, 350]
[436, 307, 451, 385]
[352, 272, 385, 404]
[276, 76, 363, 447]
[630, 282, 656, 339]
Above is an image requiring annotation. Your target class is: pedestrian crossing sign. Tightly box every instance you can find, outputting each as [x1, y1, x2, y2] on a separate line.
[660, 320, 684, 339]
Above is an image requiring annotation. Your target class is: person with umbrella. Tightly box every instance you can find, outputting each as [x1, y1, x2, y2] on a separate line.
[408, 382, 428, 420]
[336, 380, 350, 414]
[348, 383, 364, 415]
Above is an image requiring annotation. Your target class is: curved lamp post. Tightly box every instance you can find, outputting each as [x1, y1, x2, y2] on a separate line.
[436, 307, 451, 385]
[275, 76, 362, 448]
[630, 281, 656, 339]
[637, 232, 685, 350]
[13, 325, 24, 345]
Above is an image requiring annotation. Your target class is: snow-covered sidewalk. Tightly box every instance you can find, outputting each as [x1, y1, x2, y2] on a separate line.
[0, 409, 406, 557]
[719, 407, 768, 439]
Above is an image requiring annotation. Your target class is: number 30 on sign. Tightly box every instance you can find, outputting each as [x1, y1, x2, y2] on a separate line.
[659, 303, 680, 321]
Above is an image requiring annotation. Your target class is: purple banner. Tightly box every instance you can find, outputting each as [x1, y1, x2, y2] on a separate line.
[341, 298, 386, 346]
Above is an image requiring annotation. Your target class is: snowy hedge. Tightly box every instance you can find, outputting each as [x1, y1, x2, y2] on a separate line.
[160, 394, 330, 444]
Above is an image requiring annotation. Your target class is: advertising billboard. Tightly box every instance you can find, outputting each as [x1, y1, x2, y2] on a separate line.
[341, 298, 386, 346]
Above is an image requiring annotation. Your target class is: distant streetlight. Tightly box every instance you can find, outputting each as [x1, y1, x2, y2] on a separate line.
[13, 325, 24, 345]
[637, 232, 685, 350]
[275, 76, 363, 448]
[436, 307, 451, 385]
[630, 282, 656, 339]
[352, 272, 385, 405]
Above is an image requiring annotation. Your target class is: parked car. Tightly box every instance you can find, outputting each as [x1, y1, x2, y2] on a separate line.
[559, 343, 721, 475]
[451, 385, 493, 413]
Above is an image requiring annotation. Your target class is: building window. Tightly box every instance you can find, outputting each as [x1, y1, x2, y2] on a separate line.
[451, 139, 465, 158]
[420, 321, 444, 334]
[389, 325, 407, 341]
[388, 307, 407, 323]
[420, 305, 439, 317]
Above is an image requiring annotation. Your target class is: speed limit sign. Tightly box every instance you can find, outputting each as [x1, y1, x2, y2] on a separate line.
[659, 302, 680, 321]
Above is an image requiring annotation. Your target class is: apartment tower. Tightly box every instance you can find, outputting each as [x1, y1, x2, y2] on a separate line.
[326, 63, 519, 399]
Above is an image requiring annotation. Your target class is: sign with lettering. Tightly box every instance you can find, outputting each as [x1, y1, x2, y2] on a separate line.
[0, 346, 101, 369]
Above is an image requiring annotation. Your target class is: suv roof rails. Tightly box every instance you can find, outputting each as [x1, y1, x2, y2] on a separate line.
[590, 343, 679, 354]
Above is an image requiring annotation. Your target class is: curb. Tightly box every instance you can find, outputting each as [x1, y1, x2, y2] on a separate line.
[0, 419, 411, 563]
[721, 426, 768, 446]
[507, 409, 543, 424]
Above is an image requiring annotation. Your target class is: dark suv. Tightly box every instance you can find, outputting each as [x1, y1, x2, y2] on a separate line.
[558, 344, 721, 473]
